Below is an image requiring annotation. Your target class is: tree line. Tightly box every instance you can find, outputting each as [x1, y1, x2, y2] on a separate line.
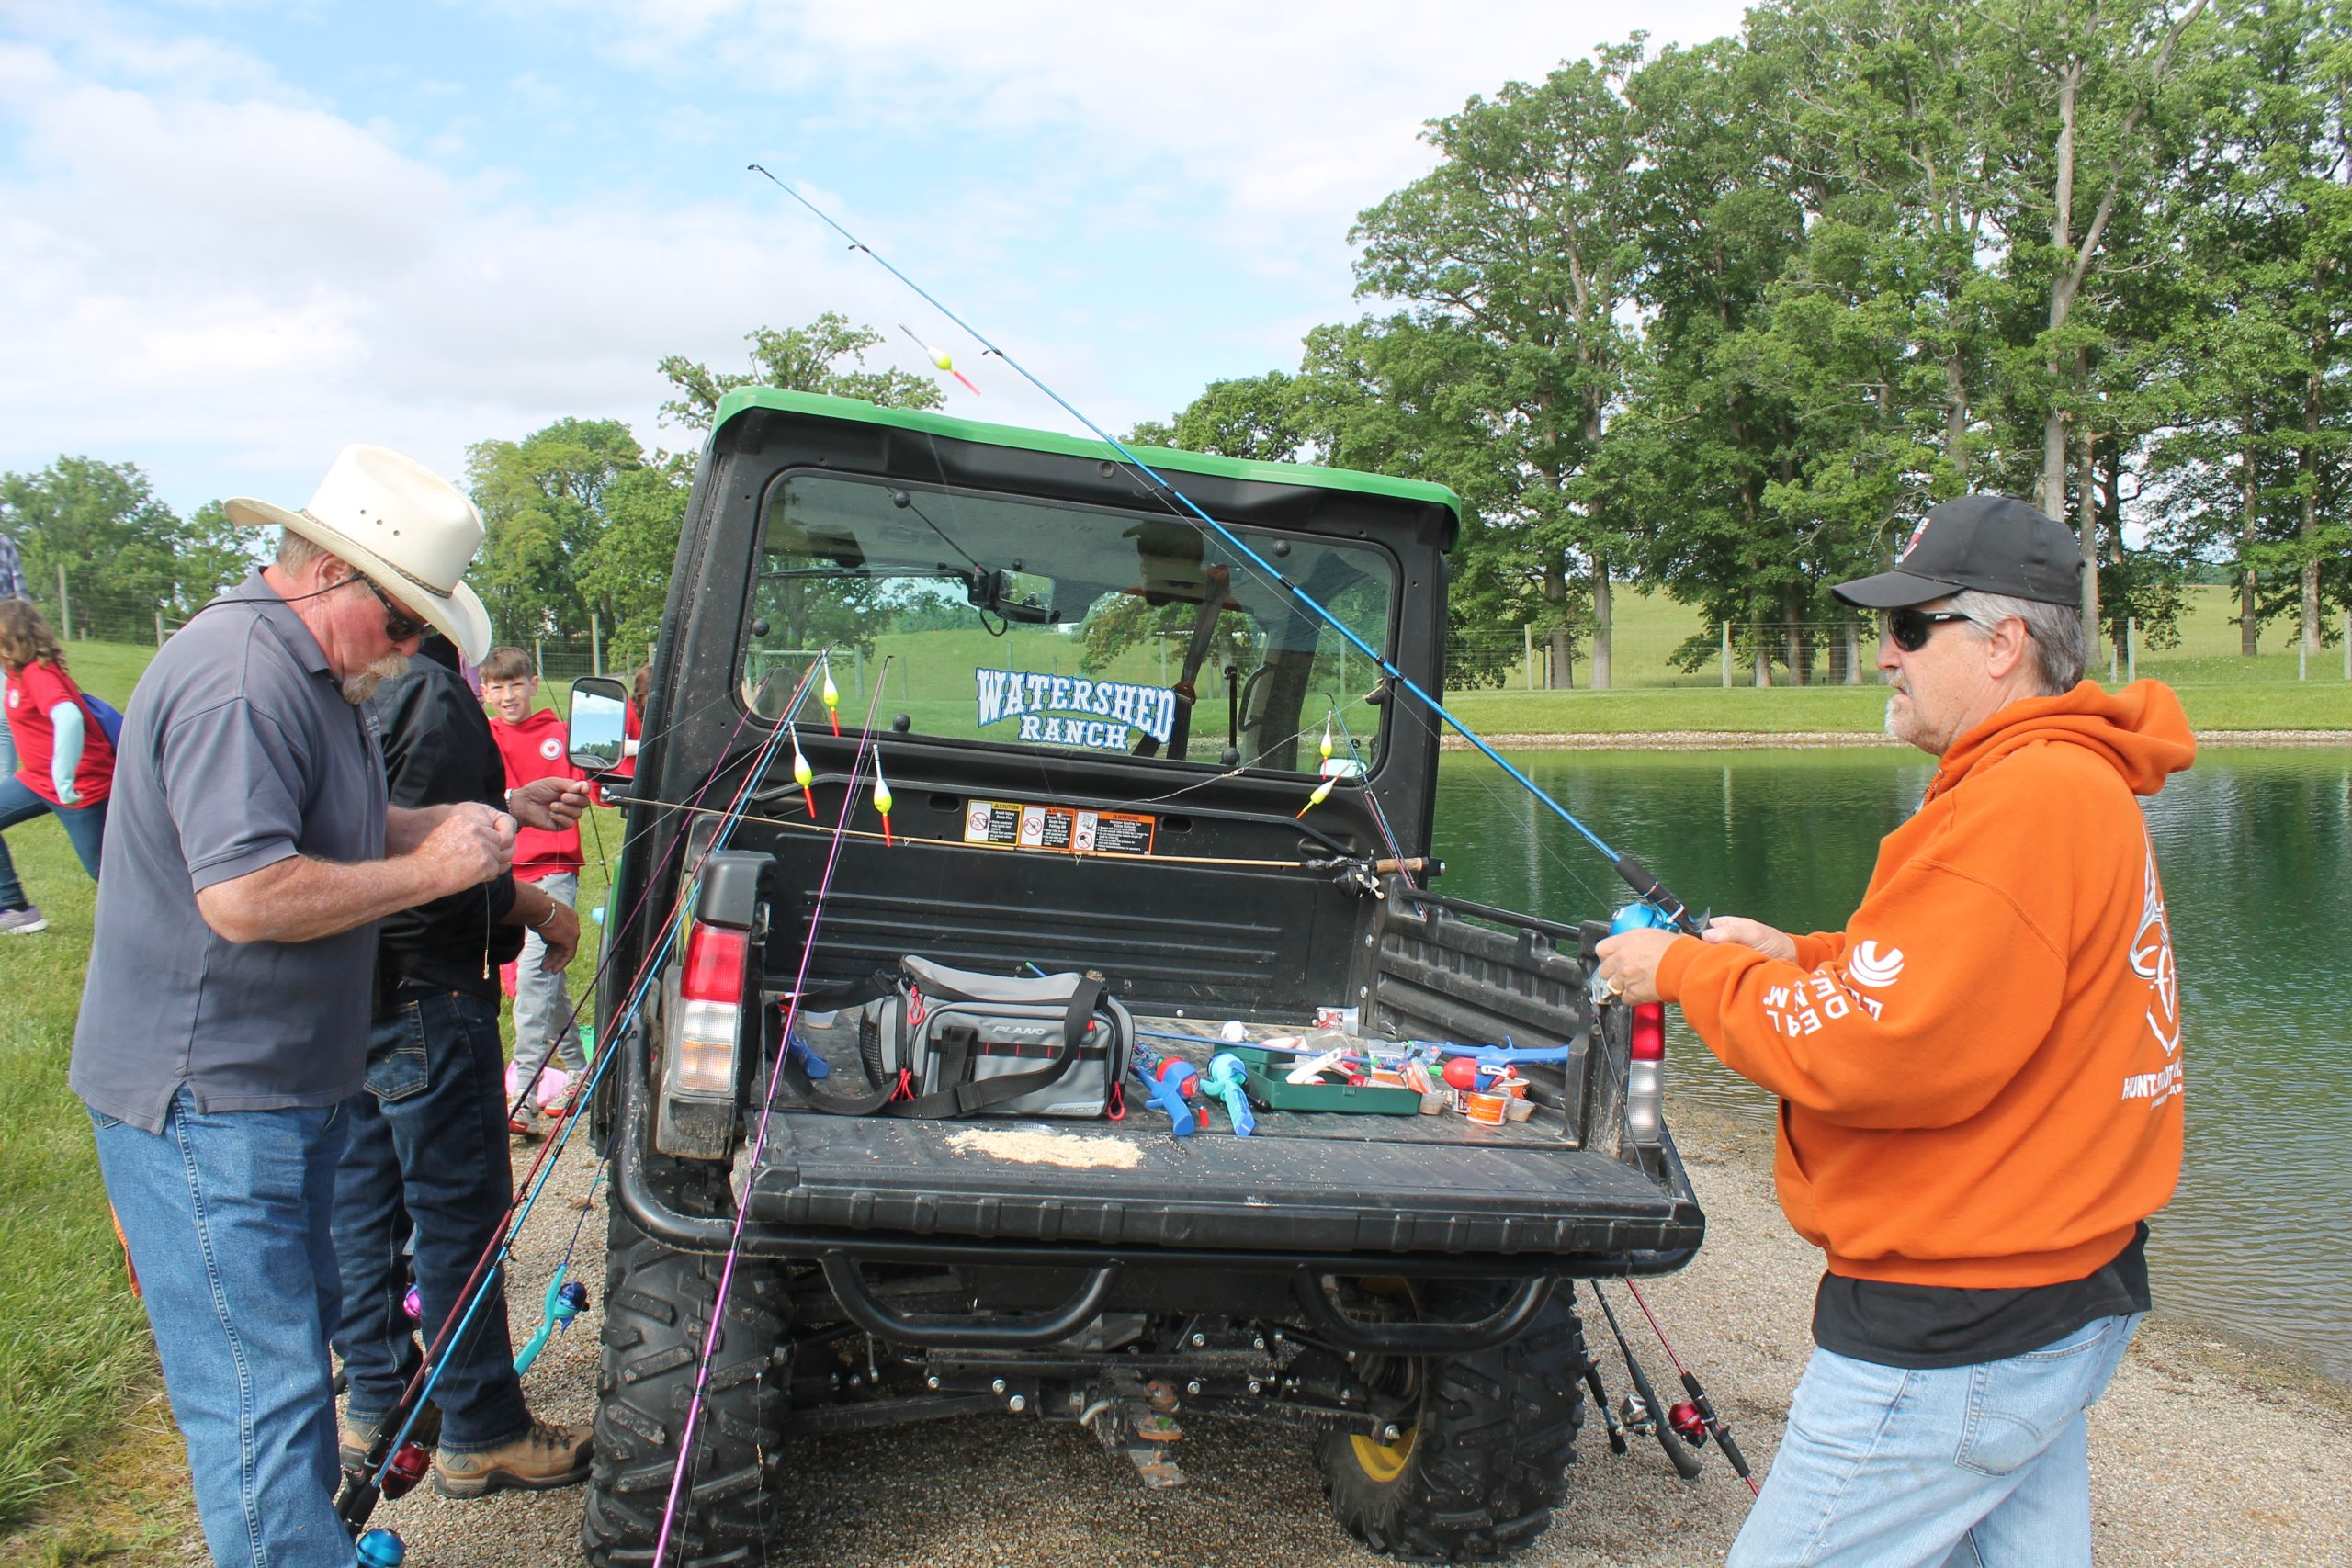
[1133, 0, 2348, 685]
[6, 1, 2344, 688]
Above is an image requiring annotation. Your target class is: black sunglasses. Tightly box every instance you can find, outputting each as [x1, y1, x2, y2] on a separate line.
[1883, 607, 1970, 652]
[356, 573, 428, 642]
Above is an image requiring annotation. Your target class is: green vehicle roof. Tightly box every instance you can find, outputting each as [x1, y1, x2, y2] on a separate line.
[710, 387, 1463, 518]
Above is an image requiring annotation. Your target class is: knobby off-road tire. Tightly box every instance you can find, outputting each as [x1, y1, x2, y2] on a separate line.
[1317, 1281, 1589, 1562]
[582, 1205, 793, 1567]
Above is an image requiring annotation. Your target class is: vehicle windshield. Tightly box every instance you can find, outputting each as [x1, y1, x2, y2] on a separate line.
[741, 470, 1396, 774]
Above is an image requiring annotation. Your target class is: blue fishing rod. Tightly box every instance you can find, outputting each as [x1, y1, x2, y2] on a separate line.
[749, 167, 1703, 935]
[335, 660, 819, 1531]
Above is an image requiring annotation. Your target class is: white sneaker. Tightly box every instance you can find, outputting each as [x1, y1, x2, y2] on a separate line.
[0, 905, 47, 935]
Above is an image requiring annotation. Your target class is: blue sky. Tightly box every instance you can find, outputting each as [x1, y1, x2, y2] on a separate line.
[0, 0, 1748, 516]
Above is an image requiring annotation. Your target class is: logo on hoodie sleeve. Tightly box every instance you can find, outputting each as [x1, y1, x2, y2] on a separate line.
[2121, 832, 2184, 1108]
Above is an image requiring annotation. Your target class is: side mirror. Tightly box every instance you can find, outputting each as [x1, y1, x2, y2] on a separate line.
[568, 676, 630, 772]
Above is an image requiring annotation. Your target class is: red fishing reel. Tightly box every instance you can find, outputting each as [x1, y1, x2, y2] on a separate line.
[380, 1440, 431, 1501]
[1667, 1399, 1711, 1447]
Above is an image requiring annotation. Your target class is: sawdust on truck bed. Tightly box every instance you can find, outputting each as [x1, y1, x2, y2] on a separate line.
[944, 1126, 1145, 1168]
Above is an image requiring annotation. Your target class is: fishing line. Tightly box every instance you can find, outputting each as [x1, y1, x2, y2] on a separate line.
[366, 687, 801, 1493]
[345, 663, 815, 1514]
[498, 662, 823, 1129]
[634, 797, 1309, 868]
[1382, 692, 1613, 916]
[749, 167, 1705, 933]
[1329, 705, 1411, 879]
[650, 660, 892, 1566]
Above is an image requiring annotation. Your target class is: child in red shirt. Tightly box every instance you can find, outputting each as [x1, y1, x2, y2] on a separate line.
[481, 646, 586, 1131]
[0, 600, 111, 933]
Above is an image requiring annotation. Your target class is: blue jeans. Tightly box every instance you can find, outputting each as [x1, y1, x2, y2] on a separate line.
[0, 771, 107, 908]
[510, 871, 585, 1103]
[1731, 1314, 2143, 1568]
[92, 1089, 356, 1568]
[331, 988, 529, 1453]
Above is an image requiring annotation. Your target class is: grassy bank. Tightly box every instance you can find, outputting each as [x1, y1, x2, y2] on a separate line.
[1445, 679, 2349, 736]
[0, 831, 151, 1534]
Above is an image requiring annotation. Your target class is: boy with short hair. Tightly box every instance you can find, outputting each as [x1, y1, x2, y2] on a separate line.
[481, 647, 587, 1134]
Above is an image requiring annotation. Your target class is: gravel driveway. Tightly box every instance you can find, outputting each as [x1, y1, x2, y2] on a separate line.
[358, 1109, 2351, 1568]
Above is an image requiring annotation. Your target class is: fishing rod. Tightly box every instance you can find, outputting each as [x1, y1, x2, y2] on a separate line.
[747, 167, 1706, 938]
[650, 662, 892, 1565]
[338, 663, 816, 1528]
[1623, 1279, 1758, 1495]
[1591, 1282, 1702, 1482]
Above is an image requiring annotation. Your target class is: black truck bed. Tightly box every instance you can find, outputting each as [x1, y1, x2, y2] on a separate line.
[742, 1112, 1698, 1258]
[743, 1013, 1702, 1260]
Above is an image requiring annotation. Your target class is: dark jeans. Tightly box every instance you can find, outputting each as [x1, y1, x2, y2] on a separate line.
[331, 988, 530, 1453]
[0, 773, 107, 909]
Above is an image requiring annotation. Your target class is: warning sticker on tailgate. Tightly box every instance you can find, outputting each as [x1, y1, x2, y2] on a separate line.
[962, 799, 1157, 857]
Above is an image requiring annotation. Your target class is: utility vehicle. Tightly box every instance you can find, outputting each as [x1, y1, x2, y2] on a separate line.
[568, 389, 1706, 1563]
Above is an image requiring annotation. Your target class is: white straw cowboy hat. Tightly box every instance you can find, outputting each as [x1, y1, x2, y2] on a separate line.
[225, 444, 494, 662]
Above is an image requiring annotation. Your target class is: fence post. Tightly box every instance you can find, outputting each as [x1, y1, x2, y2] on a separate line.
[1844, 622, 1861, 684]
[1720, 622, 1731, 688]
[534, 637, 543, 680]
[2299, 636, 2308, 682]
[155, 608, 165, 649]
[57, 565, 72, 641]
[589, 614, 603, 677]
[2344, 612, 2349, 682]
[2127, 617, 2138, 684]
[1523, 625, 1534, 691]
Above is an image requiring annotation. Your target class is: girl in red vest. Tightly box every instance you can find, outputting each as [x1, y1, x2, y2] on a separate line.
[0, 598, 113, 933]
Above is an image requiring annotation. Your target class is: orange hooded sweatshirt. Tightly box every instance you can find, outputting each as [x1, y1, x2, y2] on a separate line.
[1654, 680, 2195, 1289]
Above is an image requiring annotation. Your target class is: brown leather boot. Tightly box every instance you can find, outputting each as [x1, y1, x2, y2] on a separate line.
[338, 1404, 441, 1472]
[432, 1417, 594, 1497]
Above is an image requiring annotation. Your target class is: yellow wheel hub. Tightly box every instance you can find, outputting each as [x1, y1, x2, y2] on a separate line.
[1350, 1423, 1418, 1483]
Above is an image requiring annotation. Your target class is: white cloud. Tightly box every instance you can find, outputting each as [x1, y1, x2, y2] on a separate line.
[1, 0, 1753, 512]
[0, 39, 916, 504]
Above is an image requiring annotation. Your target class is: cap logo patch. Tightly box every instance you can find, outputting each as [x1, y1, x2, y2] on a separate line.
[1898, 519, 1931, 562]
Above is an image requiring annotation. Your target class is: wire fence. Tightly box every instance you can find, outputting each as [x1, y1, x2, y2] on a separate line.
[17, 573, 2351, 699]
[1448, 621, 1881, 691]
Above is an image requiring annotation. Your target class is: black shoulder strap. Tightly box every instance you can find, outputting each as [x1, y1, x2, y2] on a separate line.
[775, 971, 901, 1114]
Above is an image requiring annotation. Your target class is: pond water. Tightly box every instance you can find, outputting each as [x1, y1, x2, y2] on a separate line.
[1434, 745, 2352, 1382]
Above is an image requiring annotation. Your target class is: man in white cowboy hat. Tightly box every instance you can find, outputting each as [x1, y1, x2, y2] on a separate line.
[71, 445, 568, 1566]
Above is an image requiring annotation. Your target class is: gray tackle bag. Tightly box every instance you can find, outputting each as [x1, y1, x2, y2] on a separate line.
[787, 956, 1132, 1120]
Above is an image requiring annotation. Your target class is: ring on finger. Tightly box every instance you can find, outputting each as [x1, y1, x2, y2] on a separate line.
[1602, 976, 1623, 998]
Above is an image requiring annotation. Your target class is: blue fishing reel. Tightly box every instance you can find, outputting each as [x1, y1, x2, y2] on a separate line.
[356, 1527, 406, 1567]
[1611, 901, 1676, 936]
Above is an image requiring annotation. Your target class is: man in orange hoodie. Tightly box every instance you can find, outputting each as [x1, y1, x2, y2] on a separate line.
[1599, 494, 2192, 1568]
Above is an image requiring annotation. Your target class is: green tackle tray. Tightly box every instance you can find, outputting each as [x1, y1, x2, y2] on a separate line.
[1229, 1044, 1424, 1116]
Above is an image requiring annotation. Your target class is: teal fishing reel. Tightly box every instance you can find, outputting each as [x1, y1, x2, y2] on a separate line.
[1611, 901, 1679, 936]
[513, 1270, 592, 1376]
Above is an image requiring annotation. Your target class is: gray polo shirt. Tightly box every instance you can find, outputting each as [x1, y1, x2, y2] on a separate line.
[72, 573, 388, 1133]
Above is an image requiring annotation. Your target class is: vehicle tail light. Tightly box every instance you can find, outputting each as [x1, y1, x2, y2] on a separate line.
[1626, 1002, 1666, 1145]
[674, 923, 749, 1094]
[1630, 1004, 1666, 1062]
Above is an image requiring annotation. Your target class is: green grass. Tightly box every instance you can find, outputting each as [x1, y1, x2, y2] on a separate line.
[0, 791, 622, 1547]
[0, 835, 150, 1529]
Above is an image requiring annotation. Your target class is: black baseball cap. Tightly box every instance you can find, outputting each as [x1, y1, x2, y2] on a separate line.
[1831, 494, 2083, 609]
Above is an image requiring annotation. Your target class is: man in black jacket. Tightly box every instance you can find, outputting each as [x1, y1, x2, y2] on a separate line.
[332, 636, 597, 1497]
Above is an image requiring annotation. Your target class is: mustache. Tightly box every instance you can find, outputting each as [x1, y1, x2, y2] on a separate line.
[341, 652, 412, 705]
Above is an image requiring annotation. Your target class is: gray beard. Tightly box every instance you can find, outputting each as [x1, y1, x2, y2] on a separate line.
[342, 653, 411, 705]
